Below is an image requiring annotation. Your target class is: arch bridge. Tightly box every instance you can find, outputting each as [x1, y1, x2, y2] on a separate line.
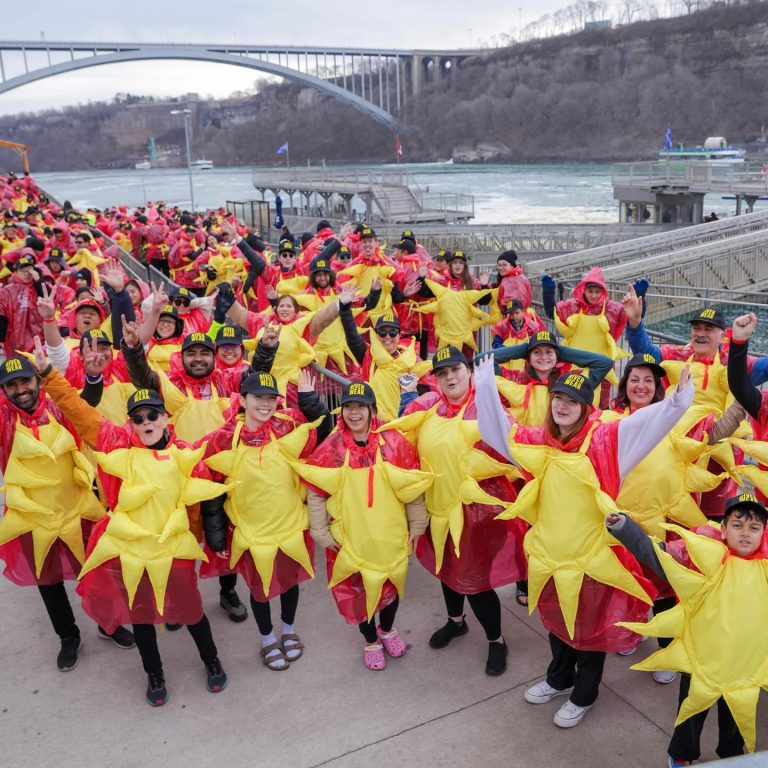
[0, 40, 476, 132]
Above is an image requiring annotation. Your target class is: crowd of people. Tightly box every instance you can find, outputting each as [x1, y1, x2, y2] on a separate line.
[1, 170, 767, 766]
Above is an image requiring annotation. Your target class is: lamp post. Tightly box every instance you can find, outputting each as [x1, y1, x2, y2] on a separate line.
[170, 108, 195, 211]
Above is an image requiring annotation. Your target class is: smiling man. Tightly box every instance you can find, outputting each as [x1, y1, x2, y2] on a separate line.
[0, 355, 134, 673]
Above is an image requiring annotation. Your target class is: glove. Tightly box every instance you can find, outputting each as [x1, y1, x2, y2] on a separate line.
[213, 282, 235, 323]
[200, 496, 228, 552]
[633, 278, 649, 319]
[205, 267, 218, 281]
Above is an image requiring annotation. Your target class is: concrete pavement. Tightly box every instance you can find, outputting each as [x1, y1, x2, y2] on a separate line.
[0, 551, 765, 768]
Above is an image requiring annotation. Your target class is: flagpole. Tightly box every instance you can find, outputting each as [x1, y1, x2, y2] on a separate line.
[285, 141, 290, 170]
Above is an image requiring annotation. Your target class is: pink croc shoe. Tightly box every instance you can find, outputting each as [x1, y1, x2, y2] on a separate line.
[364, 643, 387, 671]
[378, 627, 407, 658]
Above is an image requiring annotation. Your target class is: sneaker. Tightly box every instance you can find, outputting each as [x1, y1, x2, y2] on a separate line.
[165, 623, 183, 632]
[428, 617, 468, 649]
[524, 680, 574, 704]
[145, 671, 168, 706]
[219, 590, 248, 623]
[205, 658, 228, 693]
[98, 626, 136, 649]
[485, 641, 508, 676]
[57, 634, 82, 672]
[653, 670, 678, 685]
[667, 757, 693, 767]
[377, 627, 407, 658]
[617, 646, 637, 656]
[553, 700, 592, 728]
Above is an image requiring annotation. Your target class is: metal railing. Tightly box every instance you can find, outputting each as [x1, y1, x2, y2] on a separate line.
[528, 209, 768, 278]
[613, 160, 768, 195]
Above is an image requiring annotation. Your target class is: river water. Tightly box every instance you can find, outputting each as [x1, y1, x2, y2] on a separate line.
[33, 163, 757, 225]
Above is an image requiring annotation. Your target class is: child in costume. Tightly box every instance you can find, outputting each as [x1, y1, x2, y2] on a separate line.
[475, 354, 693, 728]
[549, 267, 627, 408]
[607, 493, 768, 764]
[198, 369, 330, 671]
[298, 382, 431, 671]
[36, 345, 229, 707]
[389, 346, 527, 677]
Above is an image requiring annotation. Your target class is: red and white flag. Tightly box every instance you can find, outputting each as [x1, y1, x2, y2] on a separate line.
[396, 136, 403, 158]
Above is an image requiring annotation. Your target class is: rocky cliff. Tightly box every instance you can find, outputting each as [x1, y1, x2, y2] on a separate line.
[1, 2, 767, 170]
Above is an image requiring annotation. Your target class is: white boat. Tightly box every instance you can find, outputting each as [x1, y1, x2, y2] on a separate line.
[191, 159, 214, 170]
[134, 161, 152, 170]
[659, 136, 745, 165]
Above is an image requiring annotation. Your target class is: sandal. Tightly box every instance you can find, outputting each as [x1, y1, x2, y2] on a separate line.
[377, 627, 407, 658]
[363, 643, 387, 671]
[281, 633, 304, 662]
[261, 641, 289, 671]
[515, 588, 529, 607]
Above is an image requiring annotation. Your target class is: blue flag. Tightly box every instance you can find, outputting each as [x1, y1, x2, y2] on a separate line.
[276, 143, 289, 155]
[665, 126, 672, 150]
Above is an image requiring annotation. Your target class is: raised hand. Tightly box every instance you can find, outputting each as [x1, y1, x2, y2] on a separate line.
[676, 363, 691, 393]
[265, 284, 279, 301]
[297, 368, 316, 393]
[101, 257, 125, 292]
[478, 268, 491, 286]
[732, 313, 758, 341]
[261, 323, 281, 348]
[621, 283, 643, 328]
[370, 276, 382, 291]
[32, 335, 49, 371]
[36, 282, 57, 320]
[150, 281, 169, 311]
[338, 283, 360, 307]
[121, 314, 141, 348]
[81, 334, 109, 378]
[219, 219, 239, 239]
[339, 222, 354, 240]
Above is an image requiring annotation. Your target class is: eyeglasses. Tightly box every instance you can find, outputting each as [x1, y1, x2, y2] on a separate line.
[377, 329, 400, 338]
[130, 410, 162, 425]
[172, 298, 190, 307]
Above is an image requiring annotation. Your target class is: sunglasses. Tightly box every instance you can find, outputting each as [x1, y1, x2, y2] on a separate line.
[377, 329, 400, 338]
[337, 254, 352, 260]
[172, 298, 191, 307]
[130, 410, 163, 425]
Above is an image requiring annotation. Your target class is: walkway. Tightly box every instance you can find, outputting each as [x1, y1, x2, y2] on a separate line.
[1, 556, 760, 767]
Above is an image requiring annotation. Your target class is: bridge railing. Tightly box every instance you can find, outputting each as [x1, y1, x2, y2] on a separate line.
[613, 160, 768, 193]
[528, 209, 768, 278]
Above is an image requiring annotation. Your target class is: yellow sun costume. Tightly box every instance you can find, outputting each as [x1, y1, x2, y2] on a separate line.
[364, 333, 431, 423]
[195, 249, 247, 295]
[414, 279, 496, 352]
[81, 445, 224, 614]
[498, 423, 654, 643]
[339, 261, 396, 323]
[295, 434, 433, 620]
[0, 419, 105, 581]
[243, 317, 315, 397]
[385, 402, 518, 575]
[66, 248, 107, 287]
[620, 523, 768, 752]
[204, 417, 318, 599]
[294, 291, 359, 374]
[554, 304, 629, 385]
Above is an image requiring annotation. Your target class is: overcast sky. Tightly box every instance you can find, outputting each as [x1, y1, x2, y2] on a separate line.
[1, 0, 581, 115]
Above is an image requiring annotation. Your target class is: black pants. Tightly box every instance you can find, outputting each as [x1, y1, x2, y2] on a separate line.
[441, 582, 501, 641]
[653, 595, 676, 649]
[359, 596, 399, 644]
[132, 615, 218, 676]
[219, 573, 237, 593]
[38, 582, 78, 639]
[249, 585, 299, 636]
[667, 673, 744, 762]
[546, 633, 606, 707]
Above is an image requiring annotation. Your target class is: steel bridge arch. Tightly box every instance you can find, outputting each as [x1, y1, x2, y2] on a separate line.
[0, 47, 405, 133]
